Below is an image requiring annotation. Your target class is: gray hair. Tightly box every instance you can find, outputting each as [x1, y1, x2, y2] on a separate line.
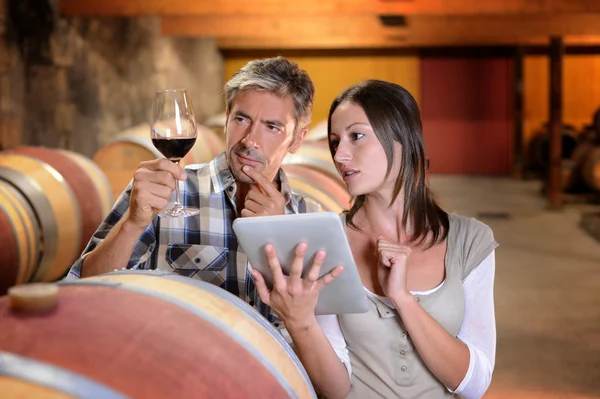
[224, 56, 315, 131]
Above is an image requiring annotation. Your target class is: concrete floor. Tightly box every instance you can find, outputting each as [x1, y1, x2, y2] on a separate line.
[428, 175, 600, 399]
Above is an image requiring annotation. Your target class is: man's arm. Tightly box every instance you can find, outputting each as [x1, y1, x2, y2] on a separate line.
[67, 159, 186, 279]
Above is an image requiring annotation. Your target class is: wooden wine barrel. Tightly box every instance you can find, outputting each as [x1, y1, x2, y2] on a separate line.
[204, 111, 227, 141]
[305, 120, 328, 142]
[581, 146, 600, 192]
[7, 147, 113, 254]
[93, 123, 225, 200]
[527, 125, 578, 170]
[0, 154, 81, 283]
[283, 164, 350, 213]
[283, 142, 341, 184]
[0, 270, 317, 399]
[0, 182, 40, 296]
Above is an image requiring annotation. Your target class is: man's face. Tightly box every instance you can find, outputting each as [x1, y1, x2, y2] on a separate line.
[225, 90, 306, 184]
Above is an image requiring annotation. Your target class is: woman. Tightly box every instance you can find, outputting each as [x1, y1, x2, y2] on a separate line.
[250, 80, 498, 399]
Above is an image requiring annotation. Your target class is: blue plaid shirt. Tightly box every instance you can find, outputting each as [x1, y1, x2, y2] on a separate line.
[67, 153, 321, 323]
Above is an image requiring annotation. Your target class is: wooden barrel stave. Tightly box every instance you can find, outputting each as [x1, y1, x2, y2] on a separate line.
[0, 154, 81, 283]
[0, 182, 39, 295]
[283, 143, 341, 184]
[58, 149, 114, 217]
[0, 376, 76, 399]
[0, 270, 316, 399]
[305, 120, 328, 142]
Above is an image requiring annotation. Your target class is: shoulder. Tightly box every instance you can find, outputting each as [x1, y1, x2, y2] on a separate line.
[449, 213, 498, 280]
[449, 213, 495, 242]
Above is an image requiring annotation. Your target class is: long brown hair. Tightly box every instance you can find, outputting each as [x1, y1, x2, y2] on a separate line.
[327, 80, 449, 247]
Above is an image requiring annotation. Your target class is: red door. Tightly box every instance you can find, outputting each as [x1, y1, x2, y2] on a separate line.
[420, 57, 514, 175]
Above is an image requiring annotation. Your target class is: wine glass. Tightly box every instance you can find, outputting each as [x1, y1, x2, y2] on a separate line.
[150, 89, 199, 218]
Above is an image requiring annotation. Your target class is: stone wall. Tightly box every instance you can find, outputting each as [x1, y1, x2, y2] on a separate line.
[0, 0, 224, 157]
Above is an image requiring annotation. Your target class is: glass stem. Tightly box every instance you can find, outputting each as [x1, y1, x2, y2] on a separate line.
[174, 160, 182, 209]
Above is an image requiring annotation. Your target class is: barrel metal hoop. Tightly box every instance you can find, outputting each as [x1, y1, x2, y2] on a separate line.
[0, 350, 131, 399]
[0, 168, 57, 278]
[0, 185, 35, 280]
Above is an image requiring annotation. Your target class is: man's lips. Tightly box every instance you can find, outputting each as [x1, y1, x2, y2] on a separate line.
[237, 153, 261, 165]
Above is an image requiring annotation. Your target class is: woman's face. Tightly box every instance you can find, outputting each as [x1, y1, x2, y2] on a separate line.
[329, 101, 402, 197]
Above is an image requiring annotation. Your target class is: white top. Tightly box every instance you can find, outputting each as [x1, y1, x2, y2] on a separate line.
[317, 250, 496, 399]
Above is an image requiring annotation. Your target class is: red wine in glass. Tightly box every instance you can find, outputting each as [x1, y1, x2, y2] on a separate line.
[150, 89, 199, 218]
[151, 137, 197, 163]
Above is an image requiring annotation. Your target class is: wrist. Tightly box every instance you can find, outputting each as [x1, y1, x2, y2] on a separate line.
[283, 314, 319, 334]
[121, 213, 149, 235]
[392, 292, 418, 311]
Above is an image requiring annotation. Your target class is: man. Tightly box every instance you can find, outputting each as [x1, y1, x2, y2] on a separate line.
[66, 56, 319, 322]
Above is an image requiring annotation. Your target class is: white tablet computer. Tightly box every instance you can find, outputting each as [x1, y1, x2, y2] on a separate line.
[232, 212, 368, 315]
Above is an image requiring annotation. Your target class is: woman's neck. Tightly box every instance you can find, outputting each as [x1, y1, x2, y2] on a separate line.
[353, 191, 413, 244]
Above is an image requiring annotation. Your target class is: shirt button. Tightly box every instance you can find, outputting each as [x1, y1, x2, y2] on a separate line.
[415, 296, 420, 303]
[401, 366, 407, 372]
[401, 334, 407, 339]
[400, 350, 407, 356]
[228, 186, 234, 191]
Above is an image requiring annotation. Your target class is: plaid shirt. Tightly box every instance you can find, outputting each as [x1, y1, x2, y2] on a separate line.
[67, 152, 321, 325]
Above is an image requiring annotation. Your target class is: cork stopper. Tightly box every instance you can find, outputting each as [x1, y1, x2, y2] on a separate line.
[8, 283, 59, 313]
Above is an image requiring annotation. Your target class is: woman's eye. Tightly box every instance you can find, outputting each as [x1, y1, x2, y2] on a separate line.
[330, 140, 339, 148]
[351, 132, 364, 141]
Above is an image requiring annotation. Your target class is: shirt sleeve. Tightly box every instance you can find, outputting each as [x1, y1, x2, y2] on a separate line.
[450, 250, 497, 399]
[64, 181, 158, 279]
[316, 314, 352, 379]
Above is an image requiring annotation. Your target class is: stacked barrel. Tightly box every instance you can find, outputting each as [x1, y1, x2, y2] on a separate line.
[0, 270, 317, 398]
[0, 147, 114, 295]
[0, 119, 348, 295]
[282, 139, 350, 213]
[527, 117, 600, 195]
[0, 119, 349, 398]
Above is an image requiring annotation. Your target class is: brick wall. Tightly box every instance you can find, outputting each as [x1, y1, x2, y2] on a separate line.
[1, 1, 224, 157]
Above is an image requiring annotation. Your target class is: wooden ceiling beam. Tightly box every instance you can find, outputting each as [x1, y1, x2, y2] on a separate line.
[161, 13, 600, 49]
[59, 0, 398, 16]
[406, 14, 600, 45]
[161, 15, 407, 40]
[60, 0, 600, 17]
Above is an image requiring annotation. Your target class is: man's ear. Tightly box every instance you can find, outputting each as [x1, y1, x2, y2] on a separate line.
[289, 127, 308, 154]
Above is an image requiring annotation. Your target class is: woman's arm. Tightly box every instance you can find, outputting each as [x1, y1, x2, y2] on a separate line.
[450, 251, 496, 398]
[250, 244, 351, 399]
[392, 251, 496, 396]
[285, 315, 351, 399]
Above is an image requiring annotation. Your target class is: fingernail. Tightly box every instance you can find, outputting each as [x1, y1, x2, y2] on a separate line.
[243, 165, 249, 172]
[264, 244, 273, 252]
[179, 172, 187, 180]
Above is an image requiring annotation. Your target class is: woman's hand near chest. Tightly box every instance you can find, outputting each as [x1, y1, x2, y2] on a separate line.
[375, 236, 413, 305]
[348, 229, 447, 306]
